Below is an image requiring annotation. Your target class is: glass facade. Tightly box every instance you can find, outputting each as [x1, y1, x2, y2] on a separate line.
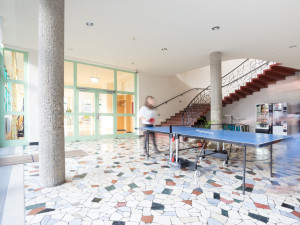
[63, 61, 137, 141]
[79, 115, 95, 136]
[64, 89, 74, 113]
[117, 94, 134, 114]
[77, 63, 114, 90]
[117, 71, 134, 92]
[4, 50, 24, 80]
[99, 93, 113, 113]
[99, 116, 114, 135]
[2, 49, 27, 144]
[64, 61, 74, 86]
[117, 116, 134, 134]
[64, 115, 74, 137]
[79, 91, 95, 113]
[0, 50, 136, 146]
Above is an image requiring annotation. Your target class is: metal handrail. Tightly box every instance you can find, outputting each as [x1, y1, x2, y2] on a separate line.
[183, 58, 250, 117]
[182, 59, 276, 126]
[222, 61, 270, 88]
[183, 86, 211, 111]
[221, 59, 249, 79]
[154, 59, 249, 110]
[155, 88, 203, 109]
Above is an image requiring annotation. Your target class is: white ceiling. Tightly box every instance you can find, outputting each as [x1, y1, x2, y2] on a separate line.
[0, 0, 300, 76]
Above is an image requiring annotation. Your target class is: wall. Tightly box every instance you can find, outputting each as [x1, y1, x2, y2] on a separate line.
[223, 72, 300, 134]
[137, 59, 247, 128]
[176, 59, 246, 88]
[0, 16, 3, 48]
[138, 73, 195, 127]
[27, 49, 39, 143]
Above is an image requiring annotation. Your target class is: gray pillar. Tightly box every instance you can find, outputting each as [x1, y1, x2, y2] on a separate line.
[39, 0, 65, 187]
[210, 52, 222, 130]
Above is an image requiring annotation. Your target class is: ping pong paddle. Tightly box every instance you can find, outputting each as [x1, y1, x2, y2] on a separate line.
[149, 118, 155, 124]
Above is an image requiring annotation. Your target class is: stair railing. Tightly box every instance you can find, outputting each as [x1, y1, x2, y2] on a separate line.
[222, 60, 275, 98]
[155, 88, 204, 109]
[182, 59, 276, 126]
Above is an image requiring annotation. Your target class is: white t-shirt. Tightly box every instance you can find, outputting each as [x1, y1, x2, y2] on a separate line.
[139, 106, 156, 125]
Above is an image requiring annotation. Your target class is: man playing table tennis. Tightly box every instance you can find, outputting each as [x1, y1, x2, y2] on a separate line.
[139, 96, 161, 156]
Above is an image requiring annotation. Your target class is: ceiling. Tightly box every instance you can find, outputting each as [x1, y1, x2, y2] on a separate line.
[0, 0, 300, 76]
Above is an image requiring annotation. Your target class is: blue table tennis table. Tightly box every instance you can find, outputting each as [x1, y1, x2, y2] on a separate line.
[141, 125, 289, 194]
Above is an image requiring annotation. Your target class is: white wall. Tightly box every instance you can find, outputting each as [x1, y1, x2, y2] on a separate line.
[27, 49, 39, 142]
[176, 59, 246, 88]
[223, 72, 300, 134]
[138, 73, 195, 126]
[0, 16, 2, 47]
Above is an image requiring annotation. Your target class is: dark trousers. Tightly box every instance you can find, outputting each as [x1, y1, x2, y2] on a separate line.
[144, 124, 157, 150]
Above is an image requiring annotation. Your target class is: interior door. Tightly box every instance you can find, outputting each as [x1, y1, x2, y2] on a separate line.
[78, 90, 96, 139]
[97, 91, 114, 136]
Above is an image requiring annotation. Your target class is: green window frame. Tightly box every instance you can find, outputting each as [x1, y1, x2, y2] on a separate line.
[0, 48, 29, 147]
[64, 60, 138, 141]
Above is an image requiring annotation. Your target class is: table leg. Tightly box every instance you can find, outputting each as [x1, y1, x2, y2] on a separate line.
[270, 144, 273, 177]
[147, 131, 150, 159]
[169, 133, 173, 161]
[243, 146, 246, 195]
[175, 134, 179, 163]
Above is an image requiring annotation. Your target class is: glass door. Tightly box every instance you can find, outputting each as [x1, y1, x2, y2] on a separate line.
[116, 70, 137, 137]
[98, 91, 114, 136]
[117, 93, 135, 135]
[63, 61, 137, 142]
[78, 90, 96, 140]
[76, 89, 115, 140]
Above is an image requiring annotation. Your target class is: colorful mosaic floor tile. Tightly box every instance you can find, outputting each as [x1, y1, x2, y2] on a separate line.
[23, 138, 300, 224]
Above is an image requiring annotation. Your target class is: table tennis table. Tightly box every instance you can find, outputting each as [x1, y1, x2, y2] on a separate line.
[141, 125, 289, 194]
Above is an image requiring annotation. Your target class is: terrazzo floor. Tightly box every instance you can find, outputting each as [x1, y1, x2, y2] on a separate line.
[23, 137, 300, 225]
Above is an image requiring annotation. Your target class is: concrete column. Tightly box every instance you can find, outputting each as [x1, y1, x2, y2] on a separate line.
[210, 52, 222, 130]
[39, 0, 65, 187]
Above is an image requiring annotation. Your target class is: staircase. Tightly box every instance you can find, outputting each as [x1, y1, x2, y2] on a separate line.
[160, 104, 210, 126]
[222, 64, 299, 106]
[158, 61, 299, 128]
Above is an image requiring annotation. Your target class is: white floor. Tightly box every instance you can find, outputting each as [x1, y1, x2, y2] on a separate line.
[2, 164, 25, 225]
[0, 146, 25, 225]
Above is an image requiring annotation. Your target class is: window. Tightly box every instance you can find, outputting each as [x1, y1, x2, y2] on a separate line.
[77, 64, 114, 90]
[117, 94, 134, 114]
[117, 71, 134, 92]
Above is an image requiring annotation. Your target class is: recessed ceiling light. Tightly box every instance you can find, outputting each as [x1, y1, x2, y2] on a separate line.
[86, 22, 94, 26]
[212, 26, 220, 31]
[289, 45, 297, 48]
[90, 77, 98, 83]
[161, 48, 168, 51]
